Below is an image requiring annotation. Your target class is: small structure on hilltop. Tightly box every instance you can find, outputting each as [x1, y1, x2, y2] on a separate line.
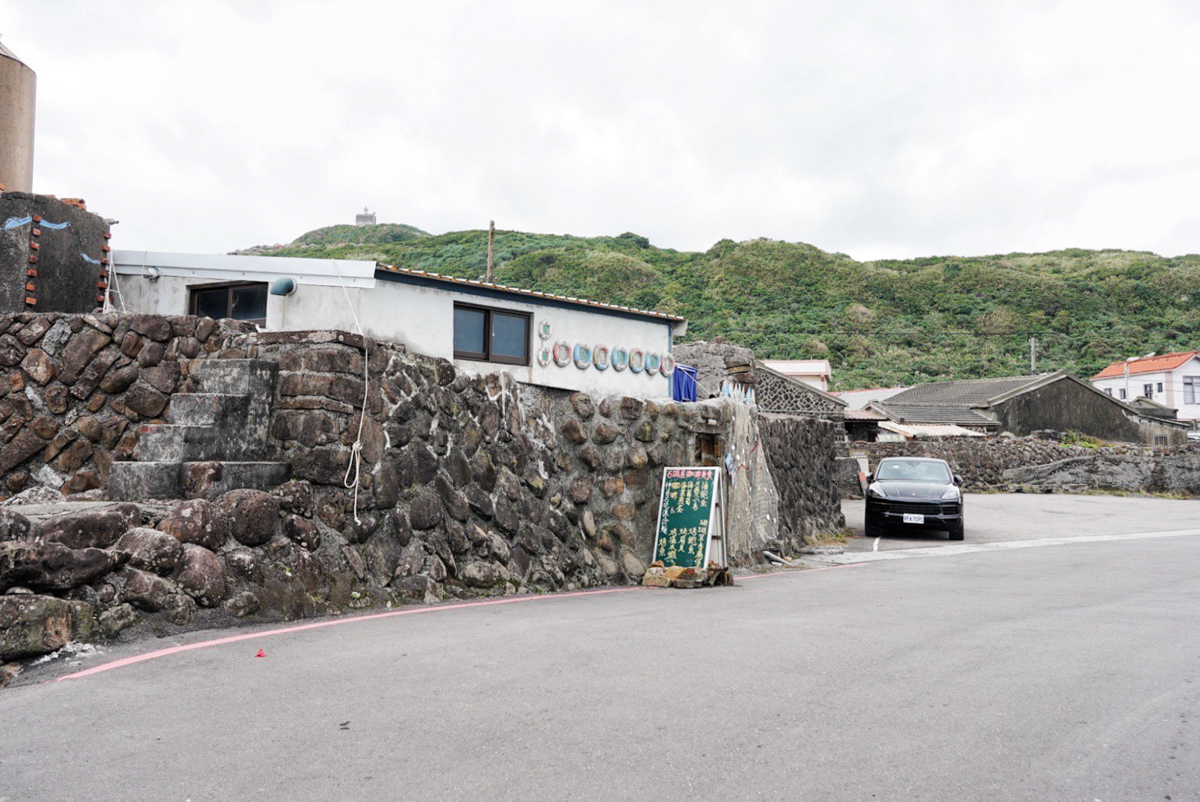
[355, 207, 376, 226]
[868, 371, 1187, 445]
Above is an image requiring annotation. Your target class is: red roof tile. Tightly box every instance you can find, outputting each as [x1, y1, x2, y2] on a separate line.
[1092, 351, 1198, 380]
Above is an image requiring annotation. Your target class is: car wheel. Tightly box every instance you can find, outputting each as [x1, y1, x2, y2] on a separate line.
[948, 525, 964, 541]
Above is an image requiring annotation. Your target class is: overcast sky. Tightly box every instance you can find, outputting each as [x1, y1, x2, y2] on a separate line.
[6, 1, 1200, 260]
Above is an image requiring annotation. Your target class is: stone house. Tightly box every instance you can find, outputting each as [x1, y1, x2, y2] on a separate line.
[111, 250, 686, 401]
[871, 371, 1188, 446]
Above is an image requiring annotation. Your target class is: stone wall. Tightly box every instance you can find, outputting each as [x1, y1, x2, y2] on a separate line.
[855, 436, 1200, 495]
[760, 414, 846, 540]
[0, 313, 848, 665]
[0, 311, 255, 497]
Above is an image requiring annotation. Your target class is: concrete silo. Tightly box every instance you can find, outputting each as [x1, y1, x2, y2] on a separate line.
[0, 36, 36, 193]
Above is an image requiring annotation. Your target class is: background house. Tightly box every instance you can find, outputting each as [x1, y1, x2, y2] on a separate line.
[112, 250, 686, 399]
[872, 372, 1187, 445]
[758, 359, 832, 392]
[1091, 352, 1200, 424]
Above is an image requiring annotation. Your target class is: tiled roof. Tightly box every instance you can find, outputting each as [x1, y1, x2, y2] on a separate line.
[879, 404, 998, 427]
[884, 376, 1043, 407]
[1092, 352, 1198, 380]
[375, 263, 687, 324]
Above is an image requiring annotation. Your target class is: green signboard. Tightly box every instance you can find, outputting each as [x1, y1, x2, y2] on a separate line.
[653, 467, 724, 569]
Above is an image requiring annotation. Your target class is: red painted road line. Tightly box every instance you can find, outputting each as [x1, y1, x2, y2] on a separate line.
[56, 586, 642, 684]
[56, 563, 867, 684]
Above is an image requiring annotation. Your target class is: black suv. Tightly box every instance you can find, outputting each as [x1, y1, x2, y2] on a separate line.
[864, 457, 964, 540]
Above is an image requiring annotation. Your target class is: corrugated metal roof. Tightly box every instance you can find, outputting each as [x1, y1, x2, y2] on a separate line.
[375, 263, 687, 324]
[879, 421, 988, 438]
[1092, 352, 1198, 380]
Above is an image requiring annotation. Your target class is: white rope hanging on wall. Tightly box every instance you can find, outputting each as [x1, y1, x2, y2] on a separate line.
[332, 260, 370, 526]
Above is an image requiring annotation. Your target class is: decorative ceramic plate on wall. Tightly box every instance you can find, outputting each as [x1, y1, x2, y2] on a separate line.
[628, 348, 645, 374]
[644, 352, 661, 374]
[611, 347, 629, 371]
[552, 340, 572, 367]
[536, 346, 552, 367]
[573, 343, 593, 369]
[593, 344, 610, 370]
[538, 320, 553, 340]
[660, 353, 676, 375]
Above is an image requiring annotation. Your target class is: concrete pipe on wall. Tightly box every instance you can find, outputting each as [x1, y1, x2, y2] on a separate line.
[0, 38, 36, 193]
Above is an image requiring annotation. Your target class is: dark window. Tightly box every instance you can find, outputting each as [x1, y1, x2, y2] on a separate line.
[1104, 388, 1113, 396]
[1144, 383, 1154, 398]
[190, 282, 268, 326]
[1157, 382, 1164, 393]
[452, 303, 529, 365]
[1119, 388, 1127, 400]
[1155, 436, 1168, 446]
[1186, 376, 1200, 404]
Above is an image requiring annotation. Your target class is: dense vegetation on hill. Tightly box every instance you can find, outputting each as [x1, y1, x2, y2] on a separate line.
[239, 224, 1200, 390]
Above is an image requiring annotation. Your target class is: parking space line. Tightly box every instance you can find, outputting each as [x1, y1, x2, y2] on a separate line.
[819, 528, 1200, 564]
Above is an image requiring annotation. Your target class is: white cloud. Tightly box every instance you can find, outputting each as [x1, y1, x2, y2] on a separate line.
[6, 0, 1200, 258]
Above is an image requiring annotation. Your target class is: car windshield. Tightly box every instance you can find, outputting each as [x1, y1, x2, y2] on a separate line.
[875, 460, 952, 483]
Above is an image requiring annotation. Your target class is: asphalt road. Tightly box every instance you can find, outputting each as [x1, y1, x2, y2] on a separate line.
[2, 495, 1199, 801]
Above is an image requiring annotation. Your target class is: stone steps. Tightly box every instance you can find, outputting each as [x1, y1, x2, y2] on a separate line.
[108, 358, 288, 500]
[168, 393, 250, 426]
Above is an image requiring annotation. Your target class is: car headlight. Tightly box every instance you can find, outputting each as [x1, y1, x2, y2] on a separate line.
[941, 486, 960, 500]
[867, 483, 888, 499]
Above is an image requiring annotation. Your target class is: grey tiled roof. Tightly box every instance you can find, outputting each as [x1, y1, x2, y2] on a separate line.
[884, 376, 1044, 406]
[878, 404, 998, 426]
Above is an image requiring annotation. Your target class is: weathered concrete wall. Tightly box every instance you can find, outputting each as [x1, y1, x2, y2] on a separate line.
[1, 195, 111, 314]
[991, 379, 1187, 446]
[673, 339, 755, 398]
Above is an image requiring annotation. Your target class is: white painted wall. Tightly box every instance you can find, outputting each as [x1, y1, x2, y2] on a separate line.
[112, 266, 678, 399]
[1092, 359, 1200, 421]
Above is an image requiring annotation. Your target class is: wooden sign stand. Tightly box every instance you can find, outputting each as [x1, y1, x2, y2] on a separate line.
[649, 467, 729, 586]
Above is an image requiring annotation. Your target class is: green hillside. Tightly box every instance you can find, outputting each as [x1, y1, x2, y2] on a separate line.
[241, 225, 1200, 390]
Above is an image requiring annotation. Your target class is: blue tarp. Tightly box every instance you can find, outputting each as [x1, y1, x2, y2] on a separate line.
[672, 364, 698, 402]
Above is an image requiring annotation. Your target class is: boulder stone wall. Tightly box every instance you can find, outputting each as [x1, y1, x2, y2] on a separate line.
[759, 414, 846, 540]
[0, 313, 846, 665]
[857, 436, 1200, 495]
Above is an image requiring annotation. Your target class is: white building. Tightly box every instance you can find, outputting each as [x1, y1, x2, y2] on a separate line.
[1091, 351, 1200, 421]
[111, 251, 686, 400]
[757, 359, 832, 392]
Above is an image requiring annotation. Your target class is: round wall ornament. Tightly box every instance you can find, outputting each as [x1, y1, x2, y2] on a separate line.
[538, 320, 553, 340]
[536, 346, 552, 367]
[573, 343, 593, 369]
[552, 340, 572, 367]
[660, 353, 676, 375]
[593, 344, 611, 371]
[628, 348, 645, 374]
[645, 352, 661, 374]
[611, 347, 629, 371]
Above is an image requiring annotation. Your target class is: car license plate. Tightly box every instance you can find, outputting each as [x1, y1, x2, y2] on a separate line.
[903, 513, 925, 524]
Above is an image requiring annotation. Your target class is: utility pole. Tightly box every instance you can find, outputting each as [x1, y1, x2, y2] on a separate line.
[1029, 337, 1037, 374]
[486, 221, 495, 283]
